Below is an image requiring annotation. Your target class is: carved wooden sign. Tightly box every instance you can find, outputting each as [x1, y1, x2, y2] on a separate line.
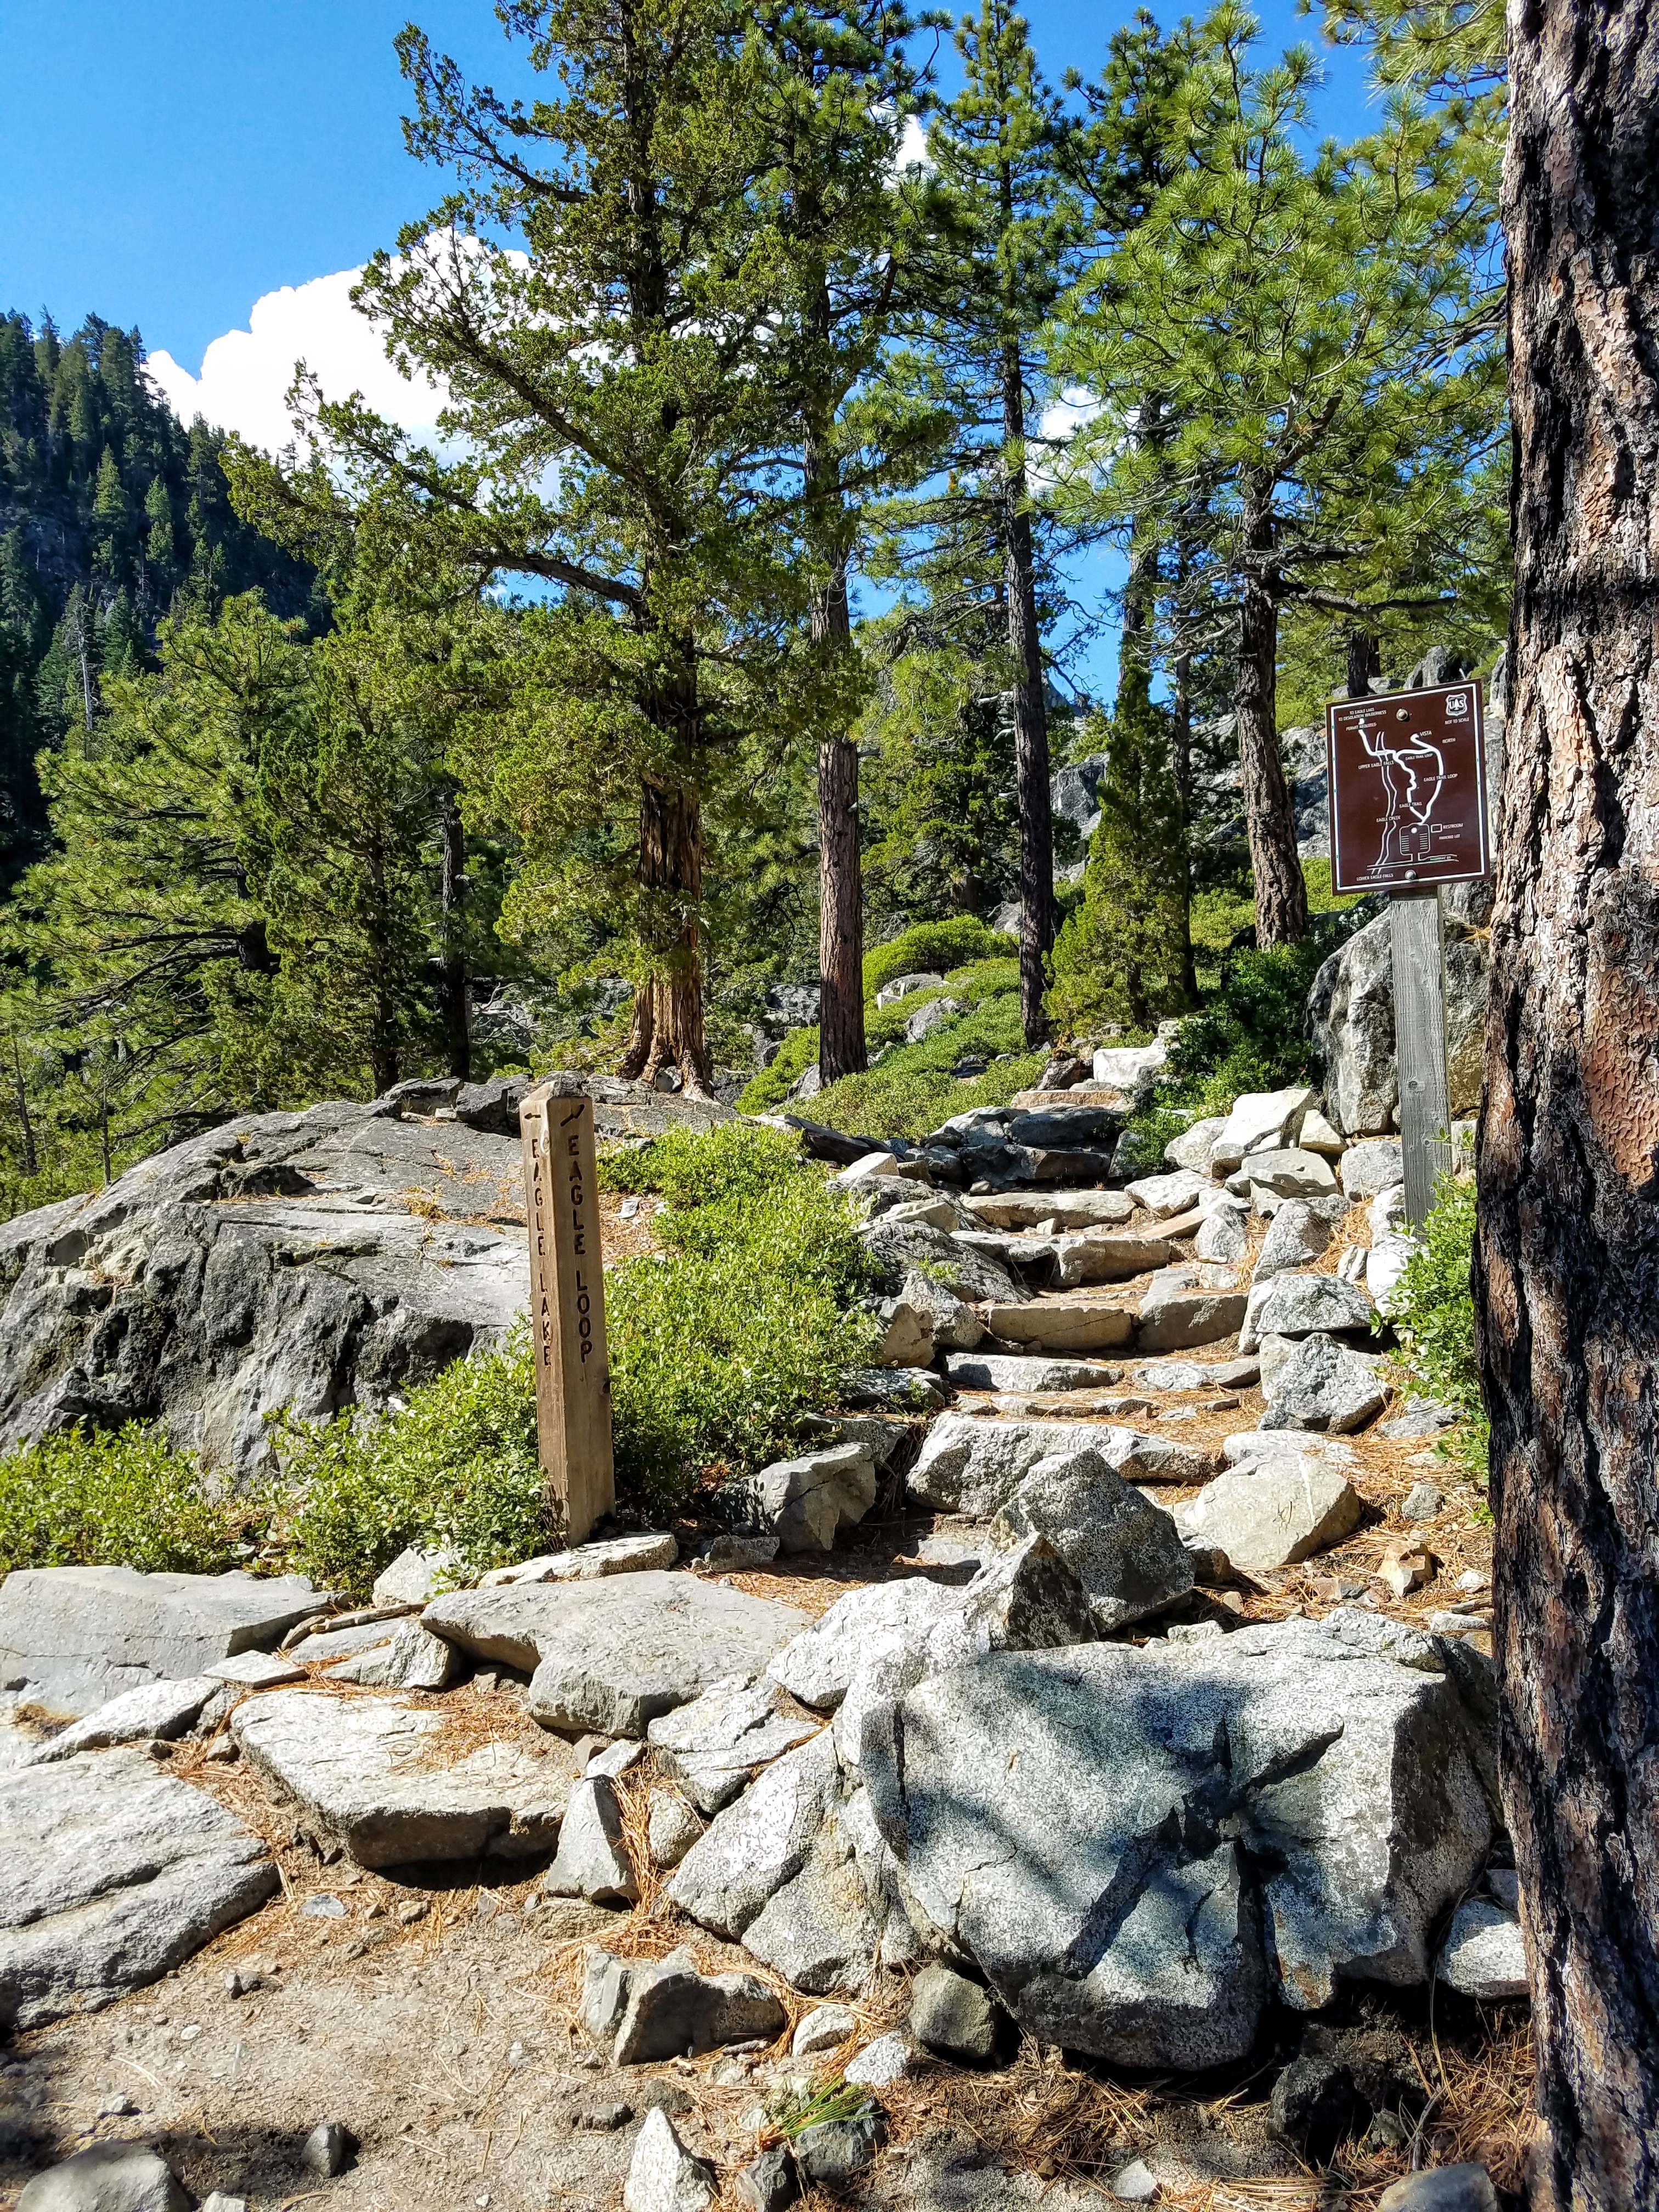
[519, 1078, 614, 1544]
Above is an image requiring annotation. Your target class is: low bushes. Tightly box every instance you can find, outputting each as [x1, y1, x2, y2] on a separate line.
[1121, 915, 1371, 1166]
[860, 916, 1015, 1000]
[737, 923, 1020, 1120]
[1385, 1171, 1488, 1483]
[813, 992, 1045, 1139]
[0, 1423, 256, 1578]
[601, 1122, 878, 1511]
[276, 1322, 551, 1599]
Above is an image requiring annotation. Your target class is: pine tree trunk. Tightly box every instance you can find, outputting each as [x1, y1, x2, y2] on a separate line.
[1235, 511, 1307, 946]
[618, 771, 713, 1097]
[1171, 641, 1199, 1006]
[817, 729, 866, 1081]
[1477, 7, 1659, 2203]
[1345, 630, 1380, 699]
[806, 384, 867, 1087]
[1002, 338, 1053, 1048]
[439, 789, 470, 1082]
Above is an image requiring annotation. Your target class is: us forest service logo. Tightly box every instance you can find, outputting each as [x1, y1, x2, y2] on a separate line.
[1325, 680, 1492, 896]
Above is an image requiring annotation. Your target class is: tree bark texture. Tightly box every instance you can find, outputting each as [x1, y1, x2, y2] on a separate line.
[1235, 536, 1307, 946]
[439, 789, 471, 1081]
[619, 772, 713, 1096]
[817, 729, 866, 1080]
[1478, 8, 1659, 2207]
[809, 498, 866, 1087]
[1002, 339, 1054, 1047]
[1171, 642, 1199, 1006]
[1346, 630, 1380, 698]
[805, 352, 867, 1088]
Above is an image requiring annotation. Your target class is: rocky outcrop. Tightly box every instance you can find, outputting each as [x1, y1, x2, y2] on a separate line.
[0, 1078, 730, 1484]
[0, 1565, 323, 1719]
[0, 1748, 278, 2028]
[1309, 905, 1490, 1138]
[229, 1689, 575, 1867]
[857, 1610, 1493, 2063]
[423, 1575, 813, 1737]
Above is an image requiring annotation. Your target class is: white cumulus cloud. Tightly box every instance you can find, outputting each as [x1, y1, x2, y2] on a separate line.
[146, 267, 449, 456]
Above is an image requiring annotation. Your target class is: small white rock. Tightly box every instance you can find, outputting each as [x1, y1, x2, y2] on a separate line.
[792, 2005, 857, 2057]
[622, 2106, 717, 2212]
[1111, 2158, 1159, 2203]
[844, 2030, 910, 2086]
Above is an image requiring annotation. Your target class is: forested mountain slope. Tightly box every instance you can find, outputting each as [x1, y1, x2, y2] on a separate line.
[0, 311, 320, 868]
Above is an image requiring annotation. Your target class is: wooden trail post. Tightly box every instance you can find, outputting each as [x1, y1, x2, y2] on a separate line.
[1389, 890, 1453, 1228]
[520, 1077, 614, 1544]
[1325, 679, 1491, 1232]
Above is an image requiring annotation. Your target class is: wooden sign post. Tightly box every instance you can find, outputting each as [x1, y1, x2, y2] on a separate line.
[520, 1076, 614, 1544]
[1325, 679, 1492, 1231]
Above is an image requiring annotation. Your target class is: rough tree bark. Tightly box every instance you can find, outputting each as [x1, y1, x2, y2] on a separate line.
[1345, 630, 1380, 699]
[1002, 337, 1054, 1048]
[1476, 5, 1659, 2205]
[808, 435, 866, 1086]
[618, 772, 712, 1096]
[438, 788, 471, 1081]
[1235, 504, 1307, 946]
[1170, 636, 1199, 1007]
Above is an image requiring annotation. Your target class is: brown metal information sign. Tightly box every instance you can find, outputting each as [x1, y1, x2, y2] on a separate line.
[1325, 680, 1491, 896]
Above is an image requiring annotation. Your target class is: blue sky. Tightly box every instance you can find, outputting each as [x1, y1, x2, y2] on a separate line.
[1, 0, 1377, 694]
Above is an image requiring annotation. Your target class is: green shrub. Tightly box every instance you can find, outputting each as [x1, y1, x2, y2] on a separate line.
[736, 1024, 820, 1115]
[1384, 1171, 1488, 1483]
[601, 1123, 877, 1511]
[861, 916, 1015, 1001]
[814, 989, 1045, 1138]
[0, 1423, 256, 1578]
[278, 1321, 552, 1599]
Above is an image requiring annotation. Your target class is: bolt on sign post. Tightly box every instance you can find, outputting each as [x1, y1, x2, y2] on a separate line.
[1325, 680, 1492, 1232]
[520, 1076, 614, 1544]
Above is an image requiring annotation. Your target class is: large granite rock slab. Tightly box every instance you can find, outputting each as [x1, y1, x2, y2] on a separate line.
[908, 1414, 1216, 1517]
[1136, 1268, 1248, 1353]
[1245, 1271, 1374, 1346]
[0, 1565, 324, 1719]
[1261, 1333, 1390, 1433]
[979, 1300, 1135, 1354]
[752, 1442, 877, 1552]
[943, 1352, 1122, 1394]
[423, 1573, 813, 1736]
[0, 1098, 535, 1480]
[647, 1678, 822, 1814]
[229, 1688, 576, 1866]
[0, 1747, 277, 2028]
[1207, 1088, 1316, 1174]
[19, 1677, 216, 1763]
[861, 1611, 1493, 2064]
[1052, 1232, 1171, 1288]
[963, 1191, 1133, 1232]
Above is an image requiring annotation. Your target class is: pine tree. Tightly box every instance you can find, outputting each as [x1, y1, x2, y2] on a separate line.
[1046, 674, 1188, 1035]
[256, 0, 840, 1094]
[894, 0, 1080, 1046]
[741, 0, 939, 1086]
[1053, 4, 1504, 945]
[144, 475, 176, 570]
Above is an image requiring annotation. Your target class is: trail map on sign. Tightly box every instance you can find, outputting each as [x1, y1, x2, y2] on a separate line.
[1325, 680, 1491, 895]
